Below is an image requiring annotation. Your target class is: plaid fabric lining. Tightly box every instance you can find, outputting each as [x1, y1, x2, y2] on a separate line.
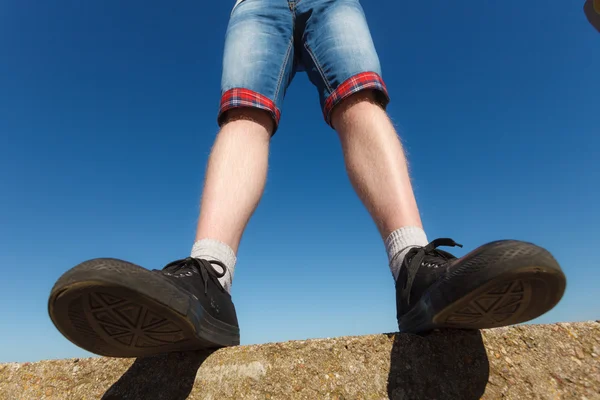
[323, 72, 389, 125]
[218, 88, 281, 127]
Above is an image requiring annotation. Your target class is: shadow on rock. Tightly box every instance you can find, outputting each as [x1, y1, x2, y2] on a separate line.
[387, 329, 489, 399]
[102, 349, 214, 400]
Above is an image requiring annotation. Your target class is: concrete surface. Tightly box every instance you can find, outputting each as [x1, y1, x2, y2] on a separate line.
[1, 321, 599, 399]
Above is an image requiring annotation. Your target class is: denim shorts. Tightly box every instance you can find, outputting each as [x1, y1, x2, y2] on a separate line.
[218, 0, 390, 132]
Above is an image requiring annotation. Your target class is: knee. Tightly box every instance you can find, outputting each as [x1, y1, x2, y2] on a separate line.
[330, 90, 386, 130]
[220, 107, 275, 136]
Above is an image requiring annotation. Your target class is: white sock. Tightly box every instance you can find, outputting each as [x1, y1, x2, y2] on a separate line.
[191, 239, 237, 294]
[385, 226, 429, 281]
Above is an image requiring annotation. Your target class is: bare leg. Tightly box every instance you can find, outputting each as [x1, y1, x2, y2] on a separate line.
[331, 91, 423, 240]
[195, 109, 273, 253]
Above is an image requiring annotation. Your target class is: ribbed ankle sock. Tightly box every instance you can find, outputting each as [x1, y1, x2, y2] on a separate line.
[385, 226, 429, 281]
[191, 239, 237, 294]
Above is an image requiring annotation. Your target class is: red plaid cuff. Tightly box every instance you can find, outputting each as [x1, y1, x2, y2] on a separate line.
[218, 88, 281, 127]
[323, 72, 390, 125]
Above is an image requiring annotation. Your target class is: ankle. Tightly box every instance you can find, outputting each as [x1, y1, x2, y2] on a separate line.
[386, 226, 428, 281]
[191, 239, 237, 293]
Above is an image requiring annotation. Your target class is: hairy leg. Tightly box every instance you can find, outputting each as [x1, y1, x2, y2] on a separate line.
[331, 91, 423, 240]
[195, 109, 273, 252]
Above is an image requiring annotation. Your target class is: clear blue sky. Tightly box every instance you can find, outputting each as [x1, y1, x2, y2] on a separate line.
[1, 0, 598, 363]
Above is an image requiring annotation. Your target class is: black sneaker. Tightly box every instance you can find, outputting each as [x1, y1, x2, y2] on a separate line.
[48, 257, 240, 358]
[395, 238, 566, 333]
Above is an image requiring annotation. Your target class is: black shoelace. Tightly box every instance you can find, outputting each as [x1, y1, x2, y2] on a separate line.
[408, 238, 463, 272]
[163, 257, 227, 294]
[402, 238, 463, 298]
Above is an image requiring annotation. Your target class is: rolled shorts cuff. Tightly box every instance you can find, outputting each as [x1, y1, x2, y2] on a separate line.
[323, 72, 390, 126]
[218, 88, 282, 131]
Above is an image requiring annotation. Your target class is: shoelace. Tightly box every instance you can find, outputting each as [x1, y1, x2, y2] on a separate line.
[403, 238, 463, 298]
[163, 257, 227, 294]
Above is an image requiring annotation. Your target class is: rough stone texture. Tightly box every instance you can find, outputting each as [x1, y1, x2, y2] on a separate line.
[1, 321, 599, 399]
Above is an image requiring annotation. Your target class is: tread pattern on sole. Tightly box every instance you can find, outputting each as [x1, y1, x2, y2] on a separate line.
[68, 294, 112, 355]
[50, 258, 241, 357]
[85, 291, 188, 349]
[443, 279, 529, 326]
[399, 240, 566, 333]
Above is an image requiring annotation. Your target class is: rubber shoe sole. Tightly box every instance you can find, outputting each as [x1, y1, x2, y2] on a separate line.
[48, 258, 240, 358]
[398, 240, 567, 333]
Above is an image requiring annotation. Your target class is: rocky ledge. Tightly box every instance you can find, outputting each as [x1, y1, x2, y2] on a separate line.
[1, 321, 599, 399]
